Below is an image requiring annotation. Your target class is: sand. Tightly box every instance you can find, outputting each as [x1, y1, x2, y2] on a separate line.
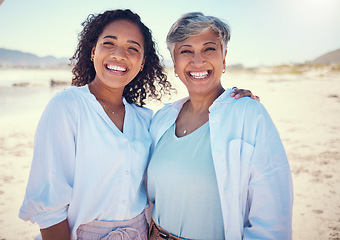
[0, 66, 339, 239]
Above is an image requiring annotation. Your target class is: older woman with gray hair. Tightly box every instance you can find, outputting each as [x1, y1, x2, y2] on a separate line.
[147, 12, 293, 239]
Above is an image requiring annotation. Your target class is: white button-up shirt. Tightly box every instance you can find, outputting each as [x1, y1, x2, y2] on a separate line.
[19, 85, 152, 239]
[149, 89, 294, 239]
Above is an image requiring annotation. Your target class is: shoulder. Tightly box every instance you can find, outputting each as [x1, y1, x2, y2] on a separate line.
[232, 98, 274, 127]
[238, 97, 266, 113]
[211, 89, 261, 112]
[213, 92, 264, 115]
[212, 95, 276, 134]
[129, 103, 154, 124]
[151, 97, 185, 125]
[153, 103, 173, 119]
[43, 86, 84, 117]
[49, 86, 82, 104]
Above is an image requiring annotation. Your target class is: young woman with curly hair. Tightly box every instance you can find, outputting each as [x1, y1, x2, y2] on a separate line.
[19, 9, 172, 240]
[71, 9, 172, 106]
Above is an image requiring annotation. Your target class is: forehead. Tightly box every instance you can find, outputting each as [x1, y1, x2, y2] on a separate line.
[100, 19, 144, 44]
[177, 30, 220, 47]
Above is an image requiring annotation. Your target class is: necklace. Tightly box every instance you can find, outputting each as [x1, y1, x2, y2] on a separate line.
[183, 102, 208, 135]
[102, 104, 124, 118]
[96, 99, 125, 118]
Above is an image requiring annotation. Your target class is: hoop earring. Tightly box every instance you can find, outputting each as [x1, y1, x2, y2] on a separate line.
[91, 56, 94, 62]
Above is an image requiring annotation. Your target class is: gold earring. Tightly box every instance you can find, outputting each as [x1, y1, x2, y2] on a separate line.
[91, 56, 94, 62]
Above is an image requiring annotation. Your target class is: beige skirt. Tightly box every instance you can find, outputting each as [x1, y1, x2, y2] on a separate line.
[76, 211, 148, 240]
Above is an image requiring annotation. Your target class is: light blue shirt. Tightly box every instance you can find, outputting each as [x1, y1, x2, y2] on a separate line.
[148, 89, 294, 240]
[19, 85, 153, 240]
[148, 122, 224, 239]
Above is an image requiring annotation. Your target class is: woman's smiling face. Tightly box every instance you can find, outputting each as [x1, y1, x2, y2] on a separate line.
[173, 30, 227, 97]
[91, 19, 145, 90]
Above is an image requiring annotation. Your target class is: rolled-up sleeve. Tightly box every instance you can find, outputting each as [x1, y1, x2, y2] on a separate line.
[19, 91, 77, 229]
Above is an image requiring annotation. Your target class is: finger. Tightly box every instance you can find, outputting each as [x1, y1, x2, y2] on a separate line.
[251, 95, 260, 102]
[231, 86, 240, 97]
[234, 90, 252, 97]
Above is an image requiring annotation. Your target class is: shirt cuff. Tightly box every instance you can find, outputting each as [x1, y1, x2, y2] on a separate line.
[32, 206, 68, 229]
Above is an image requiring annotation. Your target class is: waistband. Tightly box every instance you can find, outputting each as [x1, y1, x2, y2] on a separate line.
[77, 211, 148, 240]
[149, 221, 187, 240]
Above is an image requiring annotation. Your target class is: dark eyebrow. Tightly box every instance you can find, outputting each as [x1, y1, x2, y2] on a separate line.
[103, 35, 117, 40]
[127, 40, 142, 48]
[103, 35, 141, 48]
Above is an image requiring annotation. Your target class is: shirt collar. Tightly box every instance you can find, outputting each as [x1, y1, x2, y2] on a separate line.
[209, 88, 235, 112]
[170, 88, 234, 112]
[81, 84, 129, 106]
[213, 88, 234, 104]
[171, 96, 190, 112]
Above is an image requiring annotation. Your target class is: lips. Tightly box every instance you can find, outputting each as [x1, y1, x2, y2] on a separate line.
[189, 70, 210, 79]
[105, 63, 127, 73]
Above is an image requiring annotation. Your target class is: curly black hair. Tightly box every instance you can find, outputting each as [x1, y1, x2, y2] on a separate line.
[70, 9, 173, 106]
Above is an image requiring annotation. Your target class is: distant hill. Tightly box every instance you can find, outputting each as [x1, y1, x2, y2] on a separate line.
[308, 48, 340, 64]
[1, 47, 339, 68]
[0, 48, 69, 68]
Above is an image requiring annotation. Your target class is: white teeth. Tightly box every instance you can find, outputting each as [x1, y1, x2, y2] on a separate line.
[190, 71, 208, 79]
[107, 65, 127, 72]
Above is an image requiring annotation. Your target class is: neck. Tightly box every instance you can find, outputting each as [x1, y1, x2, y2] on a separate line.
[188, 86, 225, 113]
[89, 77, 124, 105]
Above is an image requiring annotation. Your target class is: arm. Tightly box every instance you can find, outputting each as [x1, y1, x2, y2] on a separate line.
[19, 92, 76, 232]
[243, 103, 293, 239]
[40, 219, 71, 240]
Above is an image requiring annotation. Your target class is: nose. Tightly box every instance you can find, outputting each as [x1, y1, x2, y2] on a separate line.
[191, 52, 206, 67]
[110, 46, 126, 61]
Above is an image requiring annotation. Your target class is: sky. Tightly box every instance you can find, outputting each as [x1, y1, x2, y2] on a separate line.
[0, 0, 340, 67]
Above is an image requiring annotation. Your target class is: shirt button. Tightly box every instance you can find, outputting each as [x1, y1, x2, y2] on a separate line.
[122, 200, 126, 205]
[125, 170, 129, 175]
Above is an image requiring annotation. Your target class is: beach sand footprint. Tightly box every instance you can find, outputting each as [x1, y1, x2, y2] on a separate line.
[329, 225, 340, 239]
[312, 209, 323, 214]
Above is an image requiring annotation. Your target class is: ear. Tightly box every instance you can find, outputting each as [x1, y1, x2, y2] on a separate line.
[171, 55, 177, 71]
[222, 49, 227, 69]
[91, 47, 96, 58]
[140, 58, 145, 71]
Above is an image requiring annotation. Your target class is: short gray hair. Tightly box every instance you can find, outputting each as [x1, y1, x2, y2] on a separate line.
[166, 12, 231, 58]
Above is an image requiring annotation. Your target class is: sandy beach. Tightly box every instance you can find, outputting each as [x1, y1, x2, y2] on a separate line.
[0, 66, 339, 239]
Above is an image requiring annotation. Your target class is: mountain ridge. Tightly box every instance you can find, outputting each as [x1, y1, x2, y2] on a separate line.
[0, 48, 69, 68]
[1, 47, 340, 68]
[307, 48, 340, 65]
